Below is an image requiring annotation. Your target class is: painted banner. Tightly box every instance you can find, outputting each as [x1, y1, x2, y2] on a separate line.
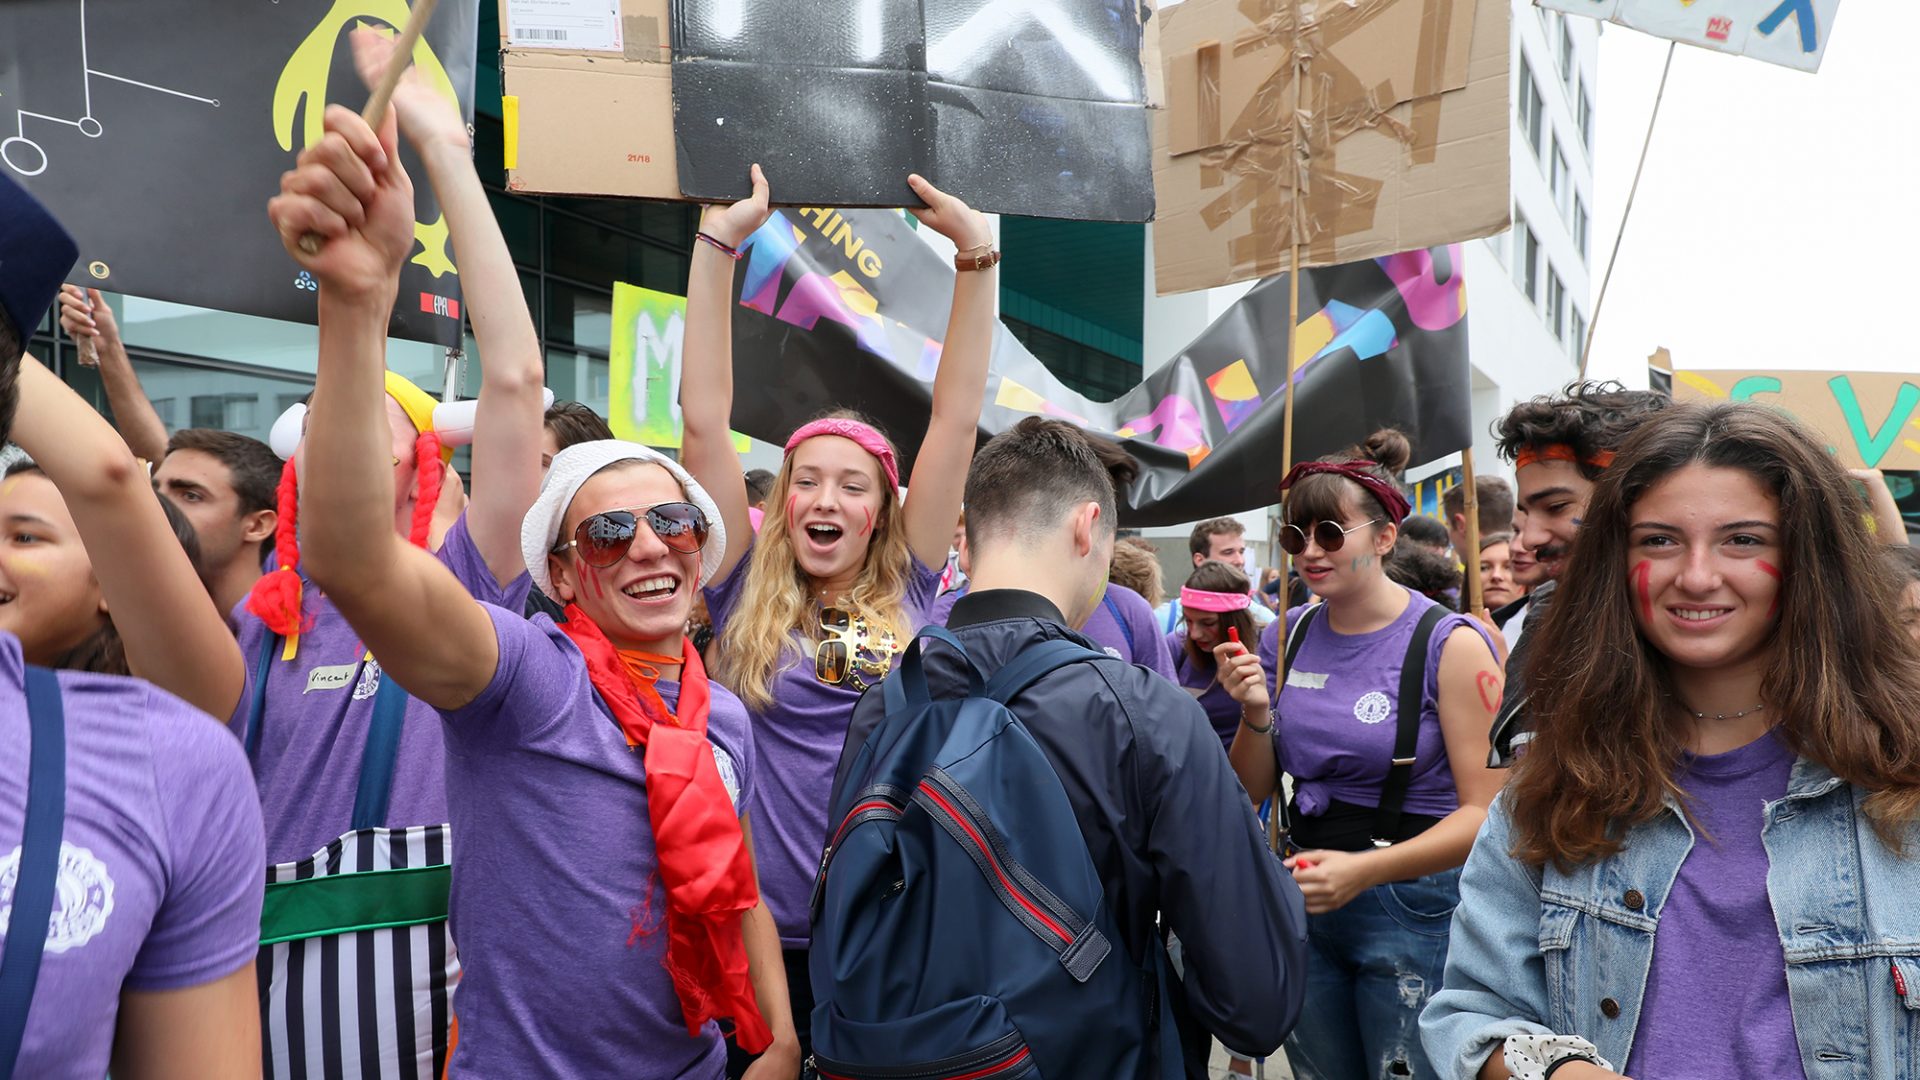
[1538, 0, 1842, 73]
[1674, 369, 1920, 470]
[0, 0, 478, 345]
[722, 208, 1474, 526]
[606, 281, 747, 450]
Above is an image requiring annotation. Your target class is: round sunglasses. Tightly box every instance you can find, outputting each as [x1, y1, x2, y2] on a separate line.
[554, 502, 710, 567]
[1278, 518, 1381, 556]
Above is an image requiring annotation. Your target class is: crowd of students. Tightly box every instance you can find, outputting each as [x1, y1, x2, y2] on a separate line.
[3, 39, 1920, 1080]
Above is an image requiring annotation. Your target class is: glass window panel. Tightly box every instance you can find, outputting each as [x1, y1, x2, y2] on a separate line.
[66, 355, 311, 446]
[544, 282, 614, 352]
[545, 348, 613, 421]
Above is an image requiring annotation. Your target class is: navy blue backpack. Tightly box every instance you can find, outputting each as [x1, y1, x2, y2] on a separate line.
[808, 628, 1181, 1080]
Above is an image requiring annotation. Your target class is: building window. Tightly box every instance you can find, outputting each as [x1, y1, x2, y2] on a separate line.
[1546, 269, 1567, 341]
[1515, 218, 1540, 305]
[1574, 197, 1590, 261]
[1577, 82, 1593, 151]
[1003, 318, 1137, 401]
[1551, 144, 1571, 222]
[1570, 307, 1589, 361]
[1518, 54, 1545, 165]
[1559, 20, 1576, 89]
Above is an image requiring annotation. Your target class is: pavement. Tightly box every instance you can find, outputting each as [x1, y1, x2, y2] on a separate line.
[1208, 1041, 1295, 1080]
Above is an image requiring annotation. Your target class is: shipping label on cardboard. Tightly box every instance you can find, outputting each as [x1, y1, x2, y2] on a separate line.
[1151, 0, 1511, 296]
[506, 0, 623, 52]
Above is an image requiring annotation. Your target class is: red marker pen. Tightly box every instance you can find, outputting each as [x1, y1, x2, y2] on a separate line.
[1228, 627, 1241, 645]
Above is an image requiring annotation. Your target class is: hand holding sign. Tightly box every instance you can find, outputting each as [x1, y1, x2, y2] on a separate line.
[269, 106, 416, 301]
[699, 164, 773, 250]
[349, 24, 468, 156]
[904, 174, 994, 254]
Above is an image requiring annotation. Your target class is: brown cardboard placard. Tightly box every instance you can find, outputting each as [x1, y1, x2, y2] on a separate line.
[1673, 369, 1920, 472]
[1151, 0, 1510, 296]
[500, 0, 1166, 202]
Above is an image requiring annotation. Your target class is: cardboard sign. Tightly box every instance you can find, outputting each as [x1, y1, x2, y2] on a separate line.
[0, 0, 479, 346]
[1151, 0, 1511, 296]
[1674, 369, 1920, 470]
[716, 207, 1473, 525]
[499, 0, 1165, 218]
[1539, 0, 1842, 73]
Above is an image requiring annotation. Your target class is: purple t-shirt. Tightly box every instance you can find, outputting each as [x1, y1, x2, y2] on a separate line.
[231, 514, 530, 864]
[442, 604, 755, 1078]
[705, 537, 941, 946]
[0, 632, 264, 1079]
[934, 583, 1174, 681]
[1166, 629, 1241, 752]
[1625, 730, 1805, 1079]
[1272, 589, 1489, 819]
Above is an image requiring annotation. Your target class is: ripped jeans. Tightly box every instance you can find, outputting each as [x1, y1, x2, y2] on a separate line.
[1285, 868, 1460, 1080]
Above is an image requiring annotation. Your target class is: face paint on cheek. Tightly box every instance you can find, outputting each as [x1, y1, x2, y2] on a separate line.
[586, 562, 607, 601]
[786, 494, 800, 535]
[1757, 560, 1782, 617]
[1631, 560, 1653, 622]
[860, 507, 873, 537]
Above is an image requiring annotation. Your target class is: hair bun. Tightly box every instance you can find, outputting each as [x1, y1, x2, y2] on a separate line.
[1359, 428, 1412, 473]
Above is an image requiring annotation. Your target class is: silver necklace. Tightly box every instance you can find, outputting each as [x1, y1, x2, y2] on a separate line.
[1683, 701, 1765, 722]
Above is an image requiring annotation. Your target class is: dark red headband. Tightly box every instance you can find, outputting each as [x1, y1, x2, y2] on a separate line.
[1279, 461, 1412, 524]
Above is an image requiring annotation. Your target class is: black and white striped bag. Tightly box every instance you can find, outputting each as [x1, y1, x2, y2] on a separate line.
[256, 825, 458, 1080]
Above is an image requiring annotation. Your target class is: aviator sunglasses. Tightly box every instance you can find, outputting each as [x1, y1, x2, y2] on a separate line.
[1278, 518, 1382, 556]
[554, 502, 710, 567]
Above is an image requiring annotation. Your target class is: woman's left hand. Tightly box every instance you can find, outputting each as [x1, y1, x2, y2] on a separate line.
[906, 175, 993, 252]
[1285, 849, 1377, 914]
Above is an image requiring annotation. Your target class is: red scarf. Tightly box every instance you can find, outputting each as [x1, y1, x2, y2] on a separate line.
[557, 604, 772, 1052]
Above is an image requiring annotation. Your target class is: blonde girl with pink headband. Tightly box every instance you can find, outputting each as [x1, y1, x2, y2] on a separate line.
[679, 167, 998, 1070]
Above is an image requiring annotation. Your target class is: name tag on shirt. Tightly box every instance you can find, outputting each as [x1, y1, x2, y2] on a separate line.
[1286, 670, 1329, 690]
[305, 663, 357, 694]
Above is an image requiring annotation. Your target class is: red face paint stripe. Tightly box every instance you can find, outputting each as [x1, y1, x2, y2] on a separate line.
[787, 493, 800, 535]
[1631, 560, 1653, 622]
[1757, 560, 1782, 579]
[860, 506, 873, 537]
[917, 782, 1071, 943]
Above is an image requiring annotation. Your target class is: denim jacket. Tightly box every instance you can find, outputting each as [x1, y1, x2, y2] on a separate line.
[1421, 760, 1920, 1079]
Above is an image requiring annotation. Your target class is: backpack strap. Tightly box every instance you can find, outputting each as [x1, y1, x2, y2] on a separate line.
[243, 631, 280, 762]
[884, 626, 986, 717]
[982, 639, 1107, 706]
[350, 674, 412, 832]
[0, 666, 68, 1080]
[1100, 592, 1135, 653]
[1282, 603, 1321, 673]
[1371, 605, 1449, 848]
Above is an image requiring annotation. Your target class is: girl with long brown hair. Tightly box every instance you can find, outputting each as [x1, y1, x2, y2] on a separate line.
[1222, 429, 1504, 1080]
[1170, 559, 1261, 751]
[1421, 403, 1920, 1080]
[679, 168, 996, 1071]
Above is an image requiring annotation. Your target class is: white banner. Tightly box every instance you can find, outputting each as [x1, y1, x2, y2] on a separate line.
[1538, 0, 1842, 72]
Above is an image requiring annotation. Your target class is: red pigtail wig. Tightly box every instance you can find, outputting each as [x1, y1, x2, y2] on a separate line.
[246, 457, 306, 637]
[408, 431, 443, 550]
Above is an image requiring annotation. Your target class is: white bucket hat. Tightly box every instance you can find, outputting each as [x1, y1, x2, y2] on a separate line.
[523, 439, 728, 601]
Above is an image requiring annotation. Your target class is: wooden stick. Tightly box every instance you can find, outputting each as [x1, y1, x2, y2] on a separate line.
[1268, 0, 1306, 857]
[297, 0, 439, 254]
[1579, 40, 1675, 381]
[1461, 448, 1483, 613]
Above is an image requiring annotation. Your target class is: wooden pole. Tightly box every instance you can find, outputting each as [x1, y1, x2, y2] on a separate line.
[1579, 41, 1675, 381]
[297, 0, 440, 254]
[1460, 449, 1483, 613]
[1267, 0, 1306, 857]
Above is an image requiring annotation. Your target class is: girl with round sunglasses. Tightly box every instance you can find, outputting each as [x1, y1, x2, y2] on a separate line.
[1170, 559, 1262, 752]
[679, 167, 995, 1070]
[1422, 404, 1920, 1080]
[1220, 429, 1504, 1080]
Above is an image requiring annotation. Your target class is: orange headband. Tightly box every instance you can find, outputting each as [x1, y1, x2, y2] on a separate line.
[1514, 444, 1616, 471]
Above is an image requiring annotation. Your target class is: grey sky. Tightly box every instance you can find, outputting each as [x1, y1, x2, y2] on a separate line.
[1583, 3, 1919, 384]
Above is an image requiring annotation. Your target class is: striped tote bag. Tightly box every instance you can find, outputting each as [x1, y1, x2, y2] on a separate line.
[256, 825, 458, 1080]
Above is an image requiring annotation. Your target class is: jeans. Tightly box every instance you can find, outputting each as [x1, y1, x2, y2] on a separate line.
[1286, 868, 1460, 1080]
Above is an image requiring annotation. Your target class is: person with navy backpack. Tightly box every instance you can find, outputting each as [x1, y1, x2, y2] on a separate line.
[0, 176, 267, 1079]
[817, 418, 1307, 1080]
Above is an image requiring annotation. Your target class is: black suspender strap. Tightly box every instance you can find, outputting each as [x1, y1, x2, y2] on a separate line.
[1372, 606, 1449, 847]
[0, 666, 67, 1080]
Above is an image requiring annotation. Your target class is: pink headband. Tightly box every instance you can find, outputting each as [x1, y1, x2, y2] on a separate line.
[1182, 587, 1251, 613]
[784, 418, 901, 491]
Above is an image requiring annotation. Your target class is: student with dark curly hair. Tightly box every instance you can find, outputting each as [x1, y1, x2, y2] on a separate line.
[1423, 403, 1920, 1080]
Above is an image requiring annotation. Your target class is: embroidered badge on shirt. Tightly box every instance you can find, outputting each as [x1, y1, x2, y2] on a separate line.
[1354, 690, 1392, 725]
[305, 663, 357, 694]
[0, 841, 116, 952]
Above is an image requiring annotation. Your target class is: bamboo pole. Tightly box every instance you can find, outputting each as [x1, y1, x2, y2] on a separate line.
[1460, 449, 1483, 613]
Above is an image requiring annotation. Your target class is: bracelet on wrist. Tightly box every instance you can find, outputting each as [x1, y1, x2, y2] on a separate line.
[1241, 707, 1274, 735]
[1542, 1056, 1599, 1079]
[695, 231, 744, 261]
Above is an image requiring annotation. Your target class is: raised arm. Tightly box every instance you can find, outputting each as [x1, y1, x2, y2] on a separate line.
[1852, 468, 1913, 546]
[352, 29, 545, 587]
[10, 358, 242, 718]
[57, 286, 169, 464]
[898, 177, 995, 568]
[270, 104, 497, 711]
[679, 166, 771, 585]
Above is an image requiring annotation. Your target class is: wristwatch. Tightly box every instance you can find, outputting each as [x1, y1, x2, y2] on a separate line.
[954, 246, 1001, 272]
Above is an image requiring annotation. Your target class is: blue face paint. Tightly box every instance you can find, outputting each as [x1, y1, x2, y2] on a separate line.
[1571, 517, 1584, 527]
